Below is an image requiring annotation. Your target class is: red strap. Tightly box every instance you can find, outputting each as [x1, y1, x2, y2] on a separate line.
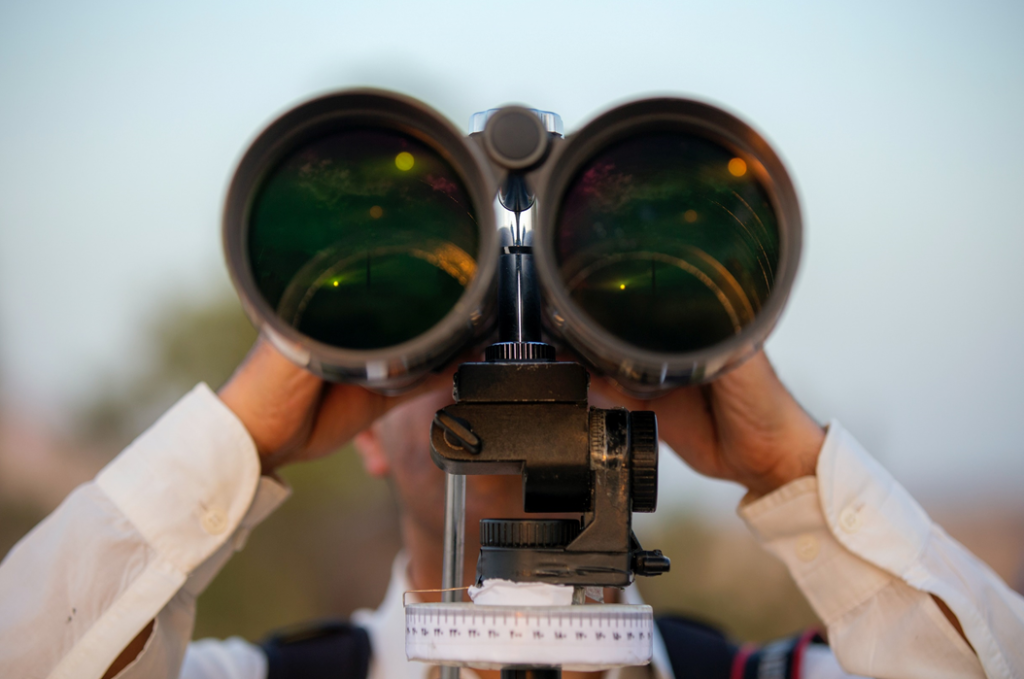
[788, 628, 820, 679]
[730, 643, 756, 679]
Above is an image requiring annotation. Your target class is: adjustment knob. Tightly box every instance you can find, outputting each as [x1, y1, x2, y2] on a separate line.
[633, 549, 671, 576]
[480, 519, 581, 548]
[482, 106, 550, 170]
[485, 342, 556, 362]
[629, 411, 659, 513]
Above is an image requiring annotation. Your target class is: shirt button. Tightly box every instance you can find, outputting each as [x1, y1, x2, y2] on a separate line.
[201, 507, 228, 535]
[795, 534, 819, 562]
[839, 506, 863, 533]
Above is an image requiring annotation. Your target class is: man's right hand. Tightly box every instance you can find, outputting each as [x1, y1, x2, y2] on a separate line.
[590, 350, 826, 498]
[218, 336, 450, 473]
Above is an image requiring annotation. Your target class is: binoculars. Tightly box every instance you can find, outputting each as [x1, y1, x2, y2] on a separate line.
[224, 90, 803, 674]
[223, 90, 802, 396]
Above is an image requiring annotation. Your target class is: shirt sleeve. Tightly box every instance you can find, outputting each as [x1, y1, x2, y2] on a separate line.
[738, 420, 1024, 679]
[0, 383, 290, 679]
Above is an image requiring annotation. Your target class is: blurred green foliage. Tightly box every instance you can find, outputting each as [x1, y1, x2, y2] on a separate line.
[636, 517, 819, 642]
[0, 500, 46, 567]
[80, 296, 260, 449]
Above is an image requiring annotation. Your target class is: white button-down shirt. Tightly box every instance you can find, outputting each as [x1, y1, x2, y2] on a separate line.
[1, 384, 1021, 678]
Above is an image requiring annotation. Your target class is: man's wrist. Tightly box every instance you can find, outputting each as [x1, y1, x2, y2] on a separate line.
[743, 423, 825, 498]
[216, 339, 325, 471]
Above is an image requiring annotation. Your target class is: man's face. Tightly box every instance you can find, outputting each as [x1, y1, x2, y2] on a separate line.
[354, 387, 527, 544]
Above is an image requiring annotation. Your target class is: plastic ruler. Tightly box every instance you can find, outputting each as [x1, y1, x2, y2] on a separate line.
[405, 602, 653, 671]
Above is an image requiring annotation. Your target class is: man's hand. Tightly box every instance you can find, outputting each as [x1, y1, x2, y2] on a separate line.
[218, 336, 451, 473]
[591, 350, 825, 497]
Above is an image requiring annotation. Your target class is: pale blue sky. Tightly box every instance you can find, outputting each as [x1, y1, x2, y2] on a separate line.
[1, 0, 1022, 498]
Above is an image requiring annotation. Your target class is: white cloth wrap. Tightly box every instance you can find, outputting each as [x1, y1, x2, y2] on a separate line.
[467, 579, 575, 606]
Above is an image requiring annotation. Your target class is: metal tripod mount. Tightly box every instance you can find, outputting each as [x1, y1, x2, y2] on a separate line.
[427, 107, 670, 679]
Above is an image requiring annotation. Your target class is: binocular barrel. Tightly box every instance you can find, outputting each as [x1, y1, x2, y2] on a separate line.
[533, 98, 802, 390]
[224, 91, 500, 390]
[223, 89, 802, 394]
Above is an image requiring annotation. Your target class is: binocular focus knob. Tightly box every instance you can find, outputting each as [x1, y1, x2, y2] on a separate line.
[483, 106, 550, 170]
[484, 341, 555, 362]
[480, 519, 582, 548]
[629, 411, 659, 513]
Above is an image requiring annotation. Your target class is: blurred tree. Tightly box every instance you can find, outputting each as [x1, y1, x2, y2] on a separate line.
[80, 295, 259, 449]
[0, 333, 49, 562]
[0, 497, 47, 568]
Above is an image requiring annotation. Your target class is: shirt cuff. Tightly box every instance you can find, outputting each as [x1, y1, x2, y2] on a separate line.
[738, 475, 894, 625]
[815, 419, 933, 580]
[95, 383, 289, 578]
[740, 420, 935, 582]
[40, 384, 290, 679]
[812, 421, 1023, 679]
[737, 420, 935, 622]
[737, 421, 998, 678]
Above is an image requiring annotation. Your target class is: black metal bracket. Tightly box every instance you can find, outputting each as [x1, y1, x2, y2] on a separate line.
[430, 360, 669, 587]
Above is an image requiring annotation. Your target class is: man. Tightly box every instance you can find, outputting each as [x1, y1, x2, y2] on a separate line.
[0, 339, 1021, 678]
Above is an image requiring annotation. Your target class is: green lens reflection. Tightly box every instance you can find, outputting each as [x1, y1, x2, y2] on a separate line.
[248, 129, 479, 350]
[556, 132, 780, 353]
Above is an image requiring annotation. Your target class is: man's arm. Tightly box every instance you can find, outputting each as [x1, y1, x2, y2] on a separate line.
[593, 350, 1024, 679]
[0, 338, 442, 678]
[0, 383, 288, 678]
[738, 432, 994, 679]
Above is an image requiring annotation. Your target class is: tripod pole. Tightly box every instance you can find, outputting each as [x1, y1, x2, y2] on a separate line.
[440, 472, 467, 679]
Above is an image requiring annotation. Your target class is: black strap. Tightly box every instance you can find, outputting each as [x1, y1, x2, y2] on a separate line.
[655, 617, 823, 679]
[260, 618, 371, 679]
[655, 616, 738, 679]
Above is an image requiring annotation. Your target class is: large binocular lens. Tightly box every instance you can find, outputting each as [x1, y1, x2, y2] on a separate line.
[225, 91, 800, 392]
[224, 91, 498, 389]
[556, 132, 778, 353]
[535, 99, 800, 390]
[249, 129, 479, 350]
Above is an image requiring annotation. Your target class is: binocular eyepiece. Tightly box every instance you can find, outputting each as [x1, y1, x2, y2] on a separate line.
[223, 89, 802, 394]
